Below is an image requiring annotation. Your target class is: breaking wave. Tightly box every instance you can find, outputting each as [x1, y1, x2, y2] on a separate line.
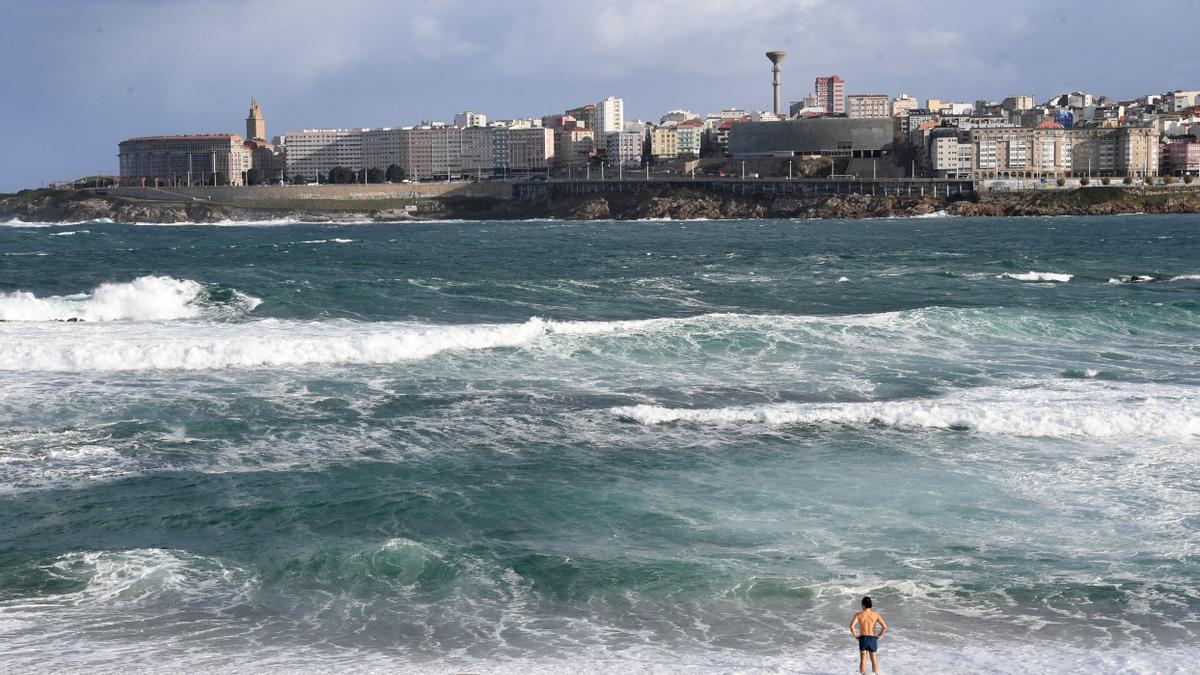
[612, 383, 1200, 439]
[2, 304, 1197, 372]
[0, 276, 261, 322]
[999, 271, 1073, 282]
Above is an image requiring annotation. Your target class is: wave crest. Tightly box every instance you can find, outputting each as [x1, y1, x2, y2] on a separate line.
[999, 271, 1073, 282]
[612, 384, 1200, 439]
[0, 276, 261, 322]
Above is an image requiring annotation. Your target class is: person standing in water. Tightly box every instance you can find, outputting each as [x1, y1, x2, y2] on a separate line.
[850, 596, 888, 674]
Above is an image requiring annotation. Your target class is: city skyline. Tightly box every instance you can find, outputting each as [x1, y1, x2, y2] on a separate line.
[2, 0, 1199, 192]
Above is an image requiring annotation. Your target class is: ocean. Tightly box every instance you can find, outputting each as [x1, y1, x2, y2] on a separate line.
[1, 215, 1197, 673]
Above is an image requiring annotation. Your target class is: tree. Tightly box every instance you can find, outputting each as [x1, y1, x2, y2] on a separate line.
[367, 167, 386, 184]
[327, 166, 356, 184]
[1055, 177, 1066, 187]
[246, 168, 264, 186]
[214, 171, 227, 186]
[1164, 175, 1175, 185]
[1185, 174, 1195, 185]
[1123, 176, 1133, 185]
[290, 173, 308, 185]
[1080, 176, 1090, 186]
[1101, 177, 1111, 186]
[385, 164, 405, 182]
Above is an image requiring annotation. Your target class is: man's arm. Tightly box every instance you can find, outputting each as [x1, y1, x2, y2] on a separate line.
[849, 612, 861, 637]
[876, 614, 888, 638]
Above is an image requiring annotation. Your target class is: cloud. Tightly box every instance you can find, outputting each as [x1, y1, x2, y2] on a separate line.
[1, 0, 1197, 191]
[49, 0, 482, 107]
[408, 13, 483, 59]
[494, 0, 828, 80]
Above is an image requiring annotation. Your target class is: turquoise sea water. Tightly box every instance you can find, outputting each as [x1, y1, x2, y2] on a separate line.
[1, 215, 1198, 672]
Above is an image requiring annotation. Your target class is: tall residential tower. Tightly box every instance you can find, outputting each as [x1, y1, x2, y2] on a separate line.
[814, 76, 845, 115]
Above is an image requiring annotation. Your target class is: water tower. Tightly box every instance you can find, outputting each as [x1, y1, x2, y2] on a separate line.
[766, 51, 787, 116]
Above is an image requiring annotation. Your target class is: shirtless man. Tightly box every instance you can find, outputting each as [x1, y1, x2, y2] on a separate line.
[850, 596, 888, 674]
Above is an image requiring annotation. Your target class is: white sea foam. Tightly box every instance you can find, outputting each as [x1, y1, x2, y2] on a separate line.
[0, 548, 256, 622]
[999, 271, 1073, 282]
[49, 229, 89, 236]
[612, 383, 1200, 439]
[0, 317, 548, 371]
[2, 217, 113, 227]
[1170, 274, 1200, 282]
[0, 306, 1188, 372]
[0, 276, 261, 322]
[0, 314, 750, 372]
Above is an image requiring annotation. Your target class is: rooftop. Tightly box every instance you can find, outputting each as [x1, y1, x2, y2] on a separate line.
[120, 134, 241, 143]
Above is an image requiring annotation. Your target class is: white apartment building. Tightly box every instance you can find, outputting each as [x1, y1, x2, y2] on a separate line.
[929, 131, 974, 178]
[1167, 91, 1200, 112]
[454, 111, 488, 128]
[280, 129, 366, 181]
[596, 96, 625, 139]
[676, 122, 703, 158]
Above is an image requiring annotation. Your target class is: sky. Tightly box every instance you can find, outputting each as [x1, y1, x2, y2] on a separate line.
[1, 0, 1197, 192]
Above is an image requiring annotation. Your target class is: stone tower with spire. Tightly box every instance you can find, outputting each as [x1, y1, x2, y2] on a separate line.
[246, 98, 265, 140]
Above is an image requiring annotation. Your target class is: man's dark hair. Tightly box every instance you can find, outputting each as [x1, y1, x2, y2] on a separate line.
[862, 596, 872, 609]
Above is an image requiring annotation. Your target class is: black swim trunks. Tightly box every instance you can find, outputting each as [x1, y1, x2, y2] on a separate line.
[858, 635, 878, 653]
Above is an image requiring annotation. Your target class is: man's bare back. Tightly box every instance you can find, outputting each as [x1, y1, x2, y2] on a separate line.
[851, 608, 885, 638]
[850, 597, 887, 674]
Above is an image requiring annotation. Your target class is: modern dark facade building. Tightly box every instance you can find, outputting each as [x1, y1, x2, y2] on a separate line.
[728, 118, 893, 158]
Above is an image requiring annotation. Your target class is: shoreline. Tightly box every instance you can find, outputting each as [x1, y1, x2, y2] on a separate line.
[3, 185, 1200, 224]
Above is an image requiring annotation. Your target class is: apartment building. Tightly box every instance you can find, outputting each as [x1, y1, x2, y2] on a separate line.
[962, 126, 1158, 179]
[363, 128, 406, 174]
[650, 127, 678, 160]
[454, 111, 488, 128]
[847, 94, 890, 118]
[554, 126, 595, 169]
[505, 127, 554, 172]
[596, 96, 625, 139]
[1167, 91, 1200, 112]
[279, 129, 365, 181]
[1001, 95, 1036, 113]
[675, 120, 703, 158]
[815, 76, 845, 114]
[607, 130, 643, 168]
[119, 134, 252, 186]
[928, 129, 974, 178]
[565, 104, 598, 134]
[1163, 141, 1200, 175]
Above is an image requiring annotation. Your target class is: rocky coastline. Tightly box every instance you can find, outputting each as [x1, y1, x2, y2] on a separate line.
[3, 186, 1200, 224]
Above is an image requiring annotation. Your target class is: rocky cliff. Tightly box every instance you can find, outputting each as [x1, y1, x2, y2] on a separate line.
[4, 186, 1200, 224]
